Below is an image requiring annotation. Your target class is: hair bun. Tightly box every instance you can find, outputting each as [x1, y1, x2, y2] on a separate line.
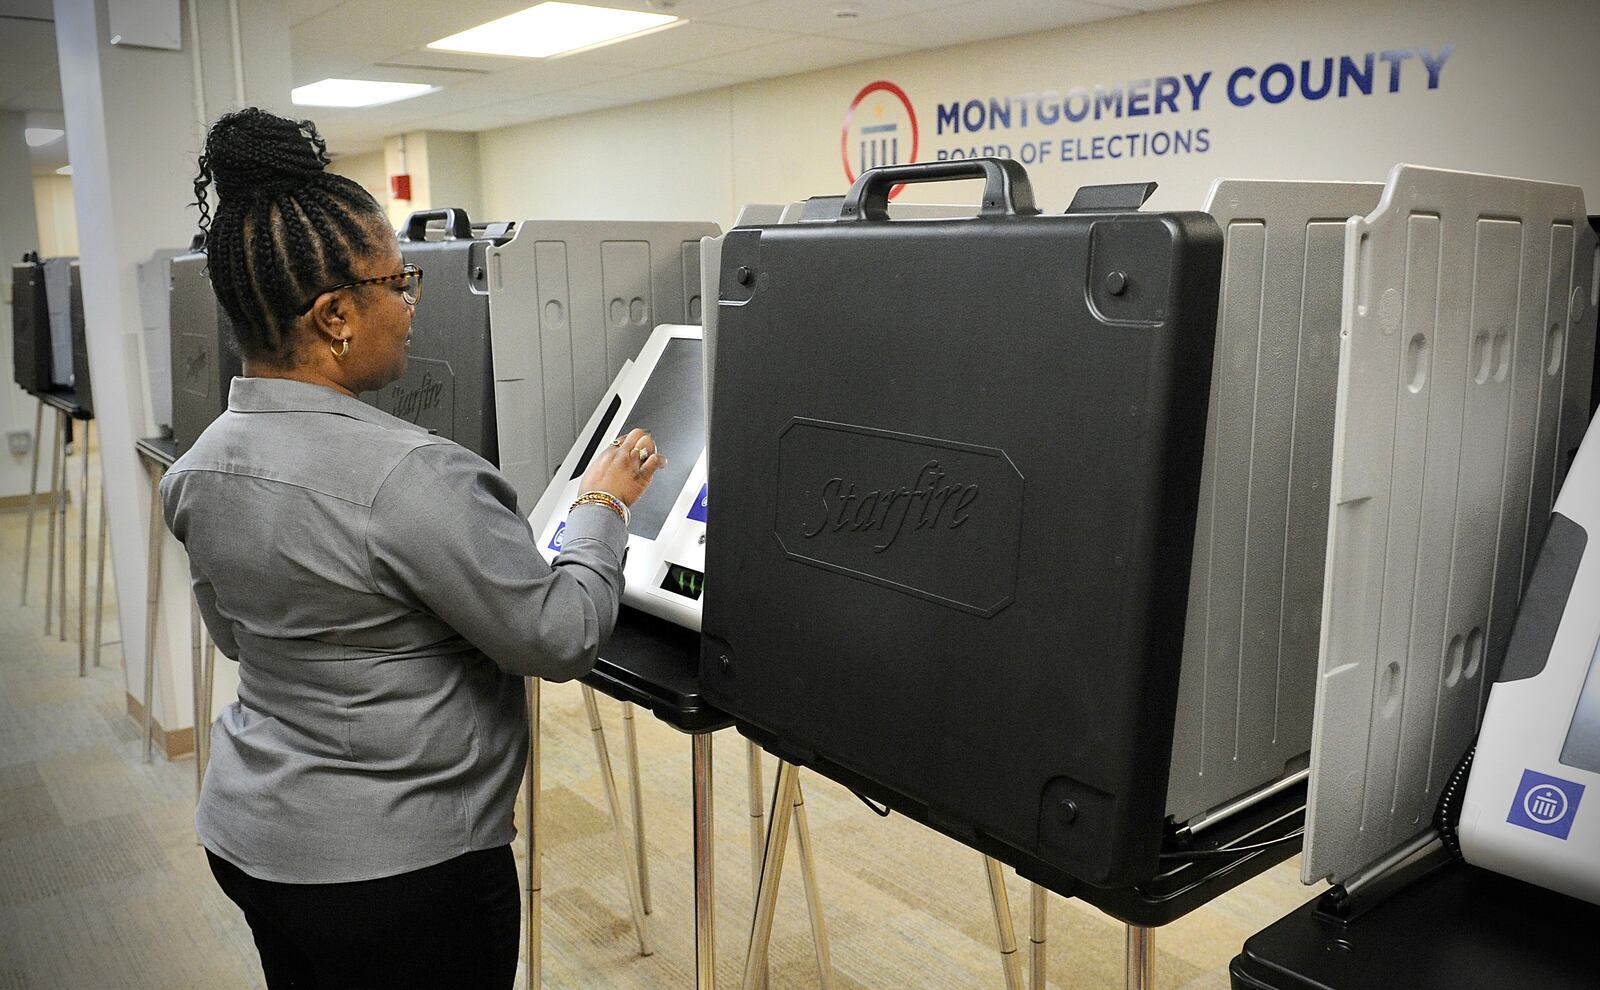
[201, 107, 330, 202]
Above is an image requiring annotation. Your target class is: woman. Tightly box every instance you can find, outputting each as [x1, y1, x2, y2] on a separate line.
[162, 107, 664, 989]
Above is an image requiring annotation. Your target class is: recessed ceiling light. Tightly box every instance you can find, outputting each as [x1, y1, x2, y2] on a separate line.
[291, 79, 437, 108]
[26, 128, 64, 147]
[56, 165, 73, 176]
[428, 2, 680, 59]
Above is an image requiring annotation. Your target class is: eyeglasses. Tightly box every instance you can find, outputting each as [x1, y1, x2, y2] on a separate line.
[297, 263, 423, 315]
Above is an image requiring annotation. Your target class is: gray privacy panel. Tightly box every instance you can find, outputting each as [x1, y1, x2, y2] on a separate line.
[488, 219, 719, 511]
[136, 248, 185, 434]
[1167, 180, 1384, 826]
[1304, 164, 1595, 884]
[43, 257, 76, 389]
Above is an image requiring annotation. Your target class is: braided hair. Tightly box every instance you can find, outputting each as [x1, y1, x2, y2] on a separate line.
[193, 108, 387, 363]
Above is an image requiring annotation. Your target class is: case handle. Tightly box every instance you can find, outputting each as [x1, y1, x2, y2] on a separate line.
[400, 208, 474, 242]
[839, 158, 1039, 221]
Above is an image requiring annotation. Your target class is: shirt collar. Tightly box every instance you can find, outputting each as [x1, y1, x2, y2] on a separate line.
[226, 376, 428, 434]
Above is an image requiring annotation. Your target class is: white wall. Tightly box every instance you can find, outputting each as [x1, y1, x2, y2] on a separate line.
[329, 149, 387, 212]
[32, 175, 78, 257]
[480, 0, 1600, 227]
[379, 130, 486, 229]
[0, 112, 43, 500]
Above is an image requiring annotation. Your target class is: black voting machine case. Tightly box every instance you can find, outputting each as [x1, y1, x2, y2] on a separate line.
[700, 160, 1233, 921]
[367, 209, 511, 465]
[11, 254, 50, 395]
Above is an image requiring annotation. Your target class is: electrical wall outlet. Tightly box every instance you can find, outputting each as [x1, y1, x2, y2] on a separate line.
[7, 430, 31, 456]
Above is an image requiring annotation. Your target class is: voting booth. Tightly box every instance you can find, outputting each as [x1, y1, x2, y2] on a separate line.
[168, 246, 242, 456]
[66, 261, 91, 417]
[135, 244, 194, 437]
[367, 209, 514, 464]
[11, 254, 50, 395]
[487, 217, 719, 508]
[1460, 419, 1600, 904]
[699, 160, 1229, 920]
[529, 324, 709, 630]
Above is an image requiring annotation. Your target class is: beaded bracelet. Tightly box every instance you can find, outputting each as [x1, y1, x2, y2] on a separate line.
[571, 490, 629, 528]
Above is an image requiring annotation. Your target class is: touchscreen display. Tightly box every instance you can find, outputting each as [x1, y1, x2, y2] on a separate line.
[620, 338, 703, 541]
[1560, 635, 1600, 774]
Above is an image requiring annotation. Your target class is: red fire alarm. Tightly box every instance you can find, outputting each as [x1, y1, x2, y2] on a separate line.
[390, 174, 412, 201]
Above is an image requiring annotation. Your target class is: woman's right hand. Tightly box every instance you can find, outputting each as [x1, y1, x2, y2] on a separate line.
[580, 427, 666, 507]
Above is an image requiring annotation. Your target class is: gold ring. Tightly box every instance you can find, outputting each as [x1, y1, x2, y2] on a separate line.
[610, 438, 623, 447]
[636, 447, 651, 463]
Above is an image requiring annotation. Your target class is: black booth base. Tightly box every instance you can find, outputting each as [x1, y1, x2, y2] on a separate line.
[136, 436, 179, 468]
[33, 386, 92, 421]
[1231, 860, 1598, 990]
[583, 608, 733, 735]
[742, 725, 1307, 927]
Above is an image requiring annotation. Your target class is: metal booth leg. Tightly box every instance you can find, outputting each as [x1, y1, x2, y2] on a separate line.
[524, 677, 542, 990]
[790, 780, 834, 989]
[746, 741, 769, 990]
[692, 732, 715, 990]
[43, 411, 62, 635]
[141, 466, 164, 763]
[189, 594, 204, 795]
[985, 857, 1024, 990]
[581, 684, 653, 956]
[77, 420, 90, 676]
[93, 482, 107, 667]
[56, 414, 68, 642]
[1125, 925, 1153, 990]
[622, 700, 653, 914]
[199, 632, 215, 780]
[1029, 884, 1047, 990]
[740, 760, 799, 990]
[20, 400, 43, 604]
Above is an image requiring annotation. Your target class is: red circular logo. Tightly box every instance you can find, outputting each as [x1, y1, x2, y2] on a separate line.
[842, 80, 919, 198]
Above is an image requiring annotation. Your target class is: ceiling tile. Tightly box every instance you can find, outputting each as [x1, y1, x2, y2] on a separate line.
[824, 0, 1129, 48]
[555, 66, 745, 104]
[701, 0, 959, 34]
[559, 20, 795, 70]
[677, 34, 908, 79]
[286, 0, 347, 26]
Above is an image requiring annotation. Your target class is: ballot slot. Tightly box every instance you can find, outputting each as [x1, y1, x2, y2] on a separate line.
[1460, 420, 1600, 906]
[528, 325, 708, 631]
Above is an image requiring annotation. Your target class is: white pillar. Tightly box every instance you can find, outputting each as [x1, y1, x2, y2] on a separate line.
[53, 0, 289, 746]
[0, 111, 43, 500]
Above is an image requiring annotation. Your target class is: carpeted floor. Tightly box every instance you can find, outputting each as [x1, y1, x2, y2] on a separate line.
[0, 445, 1321, 989]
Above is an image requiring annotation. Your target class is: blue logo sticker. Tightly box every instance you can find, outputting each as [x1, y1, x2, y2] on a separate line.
[1507, 769, 1585, 839]
[687, 483, 708, 522]
[548, 521, 566, 553]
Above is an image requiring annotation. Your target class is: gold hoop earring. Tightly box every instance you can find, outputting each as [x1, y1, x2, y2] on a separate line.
[331, 337, 350, 359]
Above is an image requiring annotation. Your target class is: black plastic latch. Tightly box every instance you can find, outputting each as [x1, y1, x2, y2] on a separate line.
[1066, 182, 1158, 214]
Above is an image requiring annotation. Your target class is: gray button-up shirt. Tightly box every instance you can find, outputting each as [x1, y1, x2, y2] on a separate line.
[162, 377, 627, 883]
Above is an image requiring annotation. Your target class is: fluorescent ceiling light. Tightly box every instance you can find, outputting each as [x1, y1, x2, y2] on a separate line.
[291, 79, 437, 108]
[428, 2, 679, 59]
[26, 128, 64, 147]
[56, 165, 73, 176]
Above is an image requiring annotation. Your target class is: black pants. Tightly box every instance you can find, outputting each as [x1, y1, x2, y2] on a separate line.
[208, 846, 520, 990]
